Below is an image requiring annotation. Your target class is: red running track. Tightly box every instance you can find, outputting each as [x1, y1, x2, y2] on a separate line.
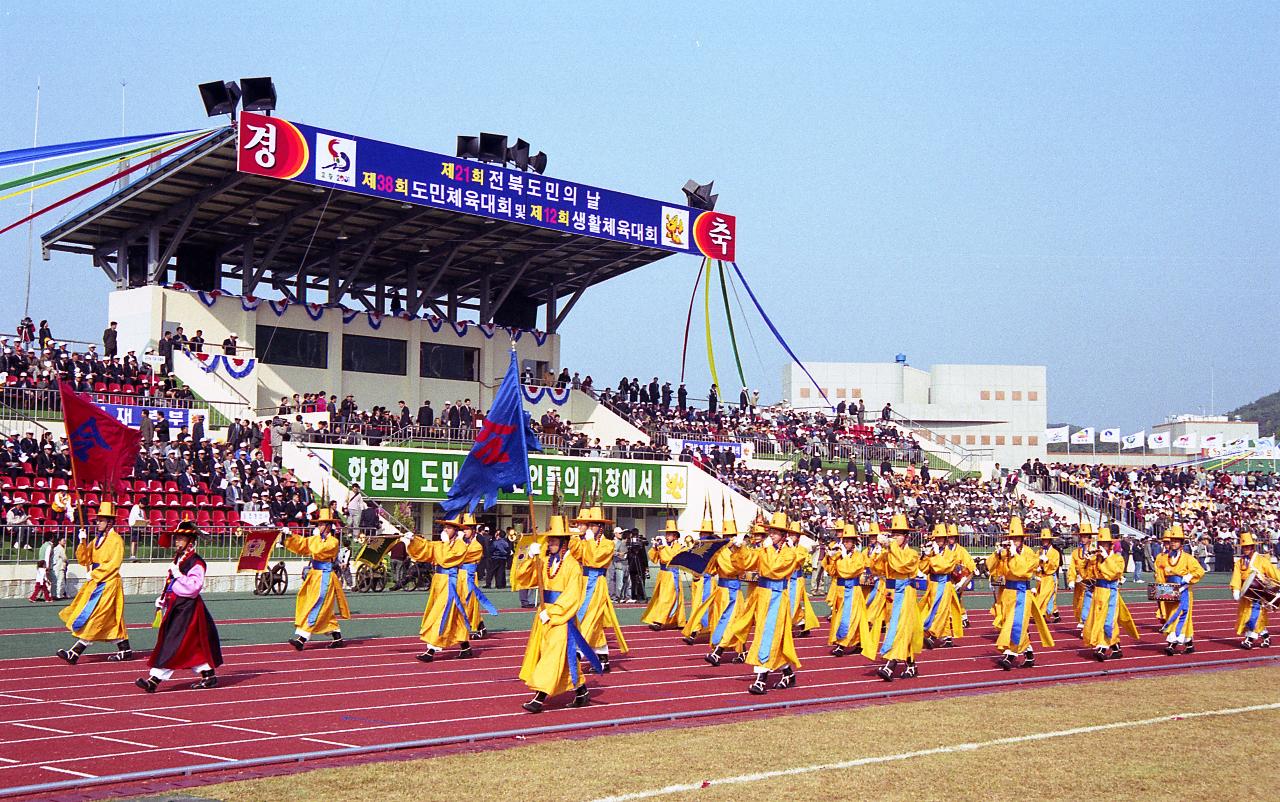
[0, 599, 1274, 800]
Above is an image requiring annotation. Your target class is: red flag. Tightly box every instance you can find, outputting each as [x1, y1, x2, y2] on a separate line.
[58, 381, 141, 491]
[237, 528, 281, 573]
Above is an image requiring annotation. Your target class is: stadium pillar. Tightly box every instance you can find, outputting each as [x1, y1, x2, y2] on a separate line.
[296, 266, 307, 304]
[545, 283, 557, 334]
[406, 261, 420, 316]
[327, 254, 340, 305]
[479, 273, 491, 323]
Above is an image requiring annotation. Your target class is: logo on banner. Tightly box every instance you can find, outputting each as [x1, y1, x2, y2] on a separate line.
[660, 207, 689, 249]
[316, 134, 356, 186]
[693, 211, 737, 261]
[237, 111, 309, 180]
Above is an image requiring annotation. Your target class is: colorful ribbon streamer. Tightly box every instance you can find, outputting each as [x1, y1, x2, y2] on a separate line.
[680, 258, 706, 384]
[704, 256, 720, 395]
[0, 133, 195, 197]
[717, 260, 747, 389]
[0, 128, 207, 168]
[727, 261, 834, 410]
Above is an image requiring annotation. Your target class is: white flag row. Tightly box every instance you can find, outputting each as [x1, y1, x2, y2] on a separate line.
[1043, 427, 1275, 451]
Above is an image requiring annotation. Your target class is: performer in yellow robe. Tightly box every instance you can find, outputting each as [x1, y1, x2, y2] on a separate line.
[987, 518, 1055, 669]
[1083, 528, 1140, 660]
[825, 523, 868, 656]
[864, 514, 923, 681]
[1154, 526, 1205, 655]
[512, 528, 601, 712]
[705, 517, 766, 666]
[1034, 528, 1062, 623]
[641, 519, 686, 630]
[787, 522, 821, 636]
[860, 521, 889, 646]
[739, 512, 803, 694]
[1231, 532, 1280, 649]
[569, 507, 629, 671]
[681, 516, 724, 644]
[920, 524, 963, 649]
[1152, 531, 1175, 625]
[57, 502, 132, 664]
[1067, 523, 1097, 631]
[407, 514, 473, 662]
[944, 523, 977, 628]
[284, 508, 352, 650]
[456, 514, 497, 640]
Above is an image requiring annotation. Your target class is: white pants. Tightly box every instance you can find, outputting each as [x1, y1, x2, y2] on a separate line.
[149, 662, 211, 680]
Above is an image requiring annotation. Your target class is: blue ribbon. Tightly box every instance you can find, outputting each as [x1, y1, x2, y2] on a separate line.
[924, 577, 948, 630]
[880, 584, 908, 658]
[438, 566, 466, 637]
[0, 129, 206, 168]
[70, 581, 107, 631]
[710, 579, 742, 644]
[728, 261, 834, 410]
[577, 567, 606, 625]
[305, 562, 333, 629]
[1162, 576, 1192, 637]
[1009, 584, 1028, 648]
[755, 580, 785, 664]
[699, 575, 714, 629]
[544, 589, 604, 680]
[836, 578, 858, 640]
[462, 563, 499, 616]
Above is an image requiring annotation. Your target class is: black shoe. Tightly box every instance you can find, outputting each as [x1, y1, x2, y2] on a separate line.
[474, 623, 488, 640]
[748, 678, 768, 695]
[289, 637, 306, 651]
[773, 667, 796, 690]
[732, 651, 747, 664]
[328, 636, 346, 649]
[1051, 612, 1061, 623]
[599, 654, 611, 673]
[1184, 641, 1195, 654]
[56, 648, 80, 665]
[1021, 650, 1035, 668]
[682, 635, 697, 645]
[1094, 647, 1108, 662]
[997, 655, 1014, 671]
[648, 623, 662, 632]
[416, 651, 435, 663]
[135, 677, 159, 693]
[1163, 643, 1176, 656]
[572, 685, 590, 707]
[797, 629, 811, 638]
[108, 649, 133, 662]
[1110, 646, 1123, 660]
[1261, 635, 1271, 648]
[923, 635, 936, 650]
[901, 662, 917, 679]
[704, 648, 723, 667]
[877, 663, 895, 682]
[457, 645, 475, 659]
[831, 645, 846, 657]
[191, 670, 218, 690]
[1242, 637, 1255, 650]
[522, 692, 547, 713]
[941, 637, 953, 648]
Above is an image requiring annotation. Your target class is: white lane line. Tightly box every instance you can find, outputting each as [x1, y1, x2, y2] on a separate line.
[589, 701, 1280, 802]
[9, 722, 71, 734]
[211, 723, 276, 735]
[134, 712, 189, 722]
[0, 693, 40, 702]
[302, 737, 356, 748]
[179, 749, 234, 762]
[62, 702, 112, 711]
[40, 765, 97, 778]
[0, 757, 17, 764]
[92, 735, 155, 748]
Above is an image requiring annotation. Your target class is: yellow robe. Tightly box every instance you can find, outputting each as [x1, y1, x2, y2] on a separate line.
[860, 547, 888, 644]
[408, 536, 471, 648]
[988, 546, 1054, 653]
[458, 537, 494, 631]
[825, 550, 868, 649]
[713, 546, 760, 651]
[788, 546, 821, 632]
[570, 535, 629, 653]
[921, 548, 964, 639]
[514, 551, 594, 695]
[285, 531, 351, 636]
[641, 542, 686, 628]
[59, 528, 127, 642]
[1067, 546, 1097, 625]
[1155, 550, 1205, 641]
[1083, 551, 1140, 648]
[1033, 546, 1061, 618]
[682, 546, 733, 641]
[1231, 553, 1280, 636]
[739, 544, 803, 671]
[862, 543, 923, 661]
[1152, 552, 1176, 623]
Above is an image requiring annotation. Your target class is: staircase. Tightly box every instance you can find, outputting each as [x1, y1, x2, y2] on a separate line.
[280, 442, 413, 538]
[1019, 479, 1146, 539]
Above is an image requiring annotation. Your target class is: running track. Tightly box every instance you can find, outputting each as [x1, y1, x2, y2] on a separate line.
[0, 599, 1274, 800]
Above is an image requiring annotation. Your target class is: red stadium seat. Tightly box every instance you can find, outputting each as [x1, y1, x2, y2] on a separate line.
[14, 476, 30, 489]
[164, 493, 180, 507]
[195, 494, 210, 507]
[149, 509, 165, 526]
[210, 509, 227, 526]
[93, 382, 107, 393]
[28, 491, 47, 506]
[164, 481, 179, 493]
[163, 510, 180, 527]
[150, 493, 165, 507]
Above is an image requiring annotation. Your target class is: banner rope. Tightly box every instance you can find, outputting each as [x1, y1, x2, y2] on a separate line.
[0, 133, 197, 203]
[678, 258, 706, 384]
[703, 256, 720, 395]
[716, 260, 747, 389]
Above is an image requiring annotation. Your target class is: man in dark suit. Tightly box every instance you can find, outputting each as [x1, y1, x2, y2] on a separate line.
[102, 322, 118, 358]
[416, 401, 434, 431]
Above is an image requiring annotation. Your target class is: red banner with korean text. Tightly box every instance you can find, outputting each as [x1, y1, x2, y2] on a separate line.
[237, 528, 282, 573]
[58, 381, 141, 492]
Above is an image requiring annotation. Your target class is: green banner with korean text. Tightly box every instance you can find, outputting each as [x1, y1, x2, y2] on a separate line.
[329, 446, 689, 508]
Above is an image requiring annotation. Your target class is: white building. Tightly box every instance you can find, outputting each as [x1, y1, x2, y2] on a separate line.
[1150, 415, 1260, 455]
[783, 361, 1048, 467]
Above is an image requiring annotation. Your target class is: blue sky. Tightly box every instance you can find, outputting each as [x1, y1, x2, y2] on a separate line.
[1, 2, 1276, 430]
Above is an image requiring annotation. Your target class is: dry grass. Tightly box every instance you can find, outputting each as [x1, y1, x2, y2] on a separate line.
[191, 666, 1280, 802]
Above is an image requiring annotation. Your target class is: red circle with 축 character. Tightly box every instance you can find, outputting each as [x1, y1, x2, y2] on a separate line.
[238, 114, 309, 180]
[691, 210, 736, 262]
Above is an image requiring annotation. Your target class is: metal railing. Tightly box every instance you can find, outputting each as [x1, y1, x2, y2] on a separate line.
[1038, 475, 1146, 532]
[0, 523, 296, 565]
[0, 386, 246, 429]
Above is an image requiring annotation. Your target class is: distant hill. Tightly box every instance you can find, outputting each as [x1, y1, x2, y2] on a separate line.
[1229, 390, 1280, 439]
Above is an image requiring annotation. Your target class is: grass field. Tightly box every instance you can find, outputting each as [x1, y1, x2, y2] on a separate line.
[193, 666, 1280, 802]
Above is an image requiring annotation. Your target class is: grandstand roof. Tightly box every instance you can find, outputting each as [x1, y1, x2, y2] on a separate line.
[40, 128, 677, 331]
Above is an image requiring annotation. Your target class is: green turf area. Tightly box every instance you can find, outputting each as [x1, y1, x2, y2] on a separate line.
[1, 572, 1239, 660]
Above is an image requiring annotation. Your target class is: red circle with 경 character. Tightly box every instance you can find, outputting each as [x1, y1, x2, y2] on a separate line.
[238, 115, 309, 180]
[692, 211, 736, 261]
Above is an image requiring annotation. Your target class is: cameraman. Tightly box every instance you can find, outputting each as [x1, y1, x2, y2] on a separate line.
[626, 529, 649, 602]
[609, 527, 630, 602]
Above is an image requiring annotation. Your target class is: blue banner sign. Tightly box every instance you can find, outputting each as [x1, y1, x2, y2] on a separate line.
[236, 111, 736, 261]
[98, 404, 192, 431]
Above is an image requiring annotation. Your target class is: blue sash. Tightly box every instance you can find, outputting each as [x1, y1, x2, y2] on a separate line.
[880, 584, 907, 657]
[462, 563, 499, 616]
[1009, 581, 1028, 647]
[437, 566, 466, 637]
[699, 574, 715, 628]
[923, 576, 949, 629]
[755, 578, 786, 663]
[576, 567, 607, 625]
[305, 561, 333, 629]
[70, 581, 108, 631]
[662, 566, 681, 620]
[710, 579, 742, 644]
[1162, 575, 1192, 637]
[835, 578, 858, 640]
[544, 589, 604, 682]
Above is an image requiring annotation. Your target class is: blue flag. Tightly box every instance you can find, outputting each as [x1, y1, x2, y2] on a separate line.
[441, 350, 542, 514]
